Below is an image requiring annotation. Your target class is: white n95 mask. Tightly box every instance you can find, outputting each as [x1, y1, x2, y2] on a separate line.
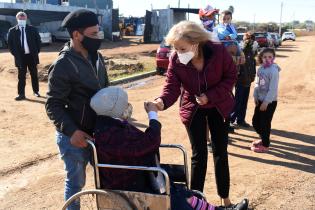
[177, 51, 195, 65]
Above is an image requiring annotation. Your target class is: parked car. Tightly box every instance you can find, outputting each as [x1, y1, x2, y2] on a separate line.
[36, 25, 52, 45]
[270, 33, 281, 48]
[237, 33, 245, 43]
[156, 40, 171, 75]
[0, 20, 11, 49]
[0, 30, 8, 49]
[254, 32, 274, 48]
[52, 26, 104, 42]
[282, 32, 296, 41]
[52, 27, 70, 42]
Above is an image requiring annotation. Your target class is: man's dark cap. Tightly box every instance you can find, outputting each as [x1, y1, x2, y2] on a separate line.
[61, 9, 99, 29]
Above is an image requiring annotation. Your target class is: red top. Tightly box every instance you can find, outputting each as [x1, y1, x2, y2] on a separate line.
[159, 41, 237, 126]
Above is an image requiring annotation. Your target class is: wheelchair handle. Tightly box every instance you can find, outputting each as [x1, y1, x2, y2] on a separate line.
[87, 140, 171, 195]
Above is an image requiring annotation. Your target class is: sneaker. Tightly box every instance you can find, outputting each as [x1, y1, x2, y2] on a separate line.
[251, 144, 269, 153]
[237, 121, 250, 128]
[251, 139, 262, 146]
[228, 124, 235, 133]
[33, 92, 41, 97]
[218, 199, 249, 210]
[15, 95, 25, 101]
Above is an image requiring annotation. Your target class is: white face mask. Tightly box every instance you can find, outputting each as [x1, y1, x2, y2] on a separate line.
[17, 20, 26, 27]
[178, 51, 195, 65]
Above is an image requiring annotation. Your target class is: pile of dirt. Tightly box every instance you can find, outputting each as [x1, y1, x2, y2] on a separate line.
[106, 60, 144, 79]
[36, 58, 145, 82]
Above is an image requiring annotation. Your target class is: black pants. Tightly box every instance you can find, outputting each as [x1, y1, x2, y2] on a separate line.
[252, 101, 277, 147]
[186, 108, 230, 198]
[230, 84, 250, 124]
[17, 54, 39, 96]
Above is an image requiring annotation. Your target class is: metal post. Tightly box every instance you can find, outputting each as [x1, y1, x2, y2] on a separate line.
[279, 2, 283, 35]
[187, 3, 190, 20]
[178, 0, 180, 8]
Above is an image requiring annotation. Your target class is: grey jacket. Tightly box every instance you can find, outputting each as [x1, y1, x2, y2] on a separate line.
[254, 64, 279, 103]
[45, 43, 109, 136]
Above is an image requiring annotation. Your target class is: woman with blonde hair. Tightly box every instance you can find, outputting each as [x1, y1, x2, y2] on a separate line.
[152, 21, 238, 207]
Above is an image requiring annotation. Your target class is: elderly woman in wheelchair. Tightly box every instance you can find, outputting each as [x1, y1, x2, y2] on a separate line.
[63, 87, 248, 210]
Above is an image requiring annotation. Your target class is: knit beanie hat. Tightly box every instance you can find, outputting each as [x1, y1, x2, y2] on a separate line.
[90, 87, 128, 118]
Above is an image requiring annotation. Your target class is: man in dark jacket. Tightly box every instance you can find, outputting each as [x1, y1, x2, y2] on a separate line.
[230, 33, 257, 127]
[8, 11, 41, 100]
[45, 9, 109, 209]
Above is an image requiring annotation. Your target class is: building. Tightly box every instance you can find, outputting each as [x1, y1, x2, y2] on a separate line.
[14, 0, 113, 10]
[144, 8, 199, 43]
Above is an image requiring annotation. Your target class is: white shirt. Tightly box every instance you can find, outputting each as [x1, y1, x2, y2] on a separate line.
[19, 26, 30, 54]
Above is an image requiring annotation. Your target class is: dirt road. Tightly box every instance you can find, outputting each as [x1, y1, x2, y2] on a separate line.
[0, 37, 314, 210]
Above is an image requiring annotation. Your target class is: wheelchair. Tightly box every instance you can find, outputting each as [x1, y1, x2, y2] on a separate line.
[62, 140, 205, 210]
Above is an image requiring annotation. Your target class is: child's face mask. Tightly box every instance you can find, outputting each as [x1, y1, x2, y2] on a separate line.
[262, 56, 274, 68]
[222, 15, 232, 25]
[201, 19, 215, 31]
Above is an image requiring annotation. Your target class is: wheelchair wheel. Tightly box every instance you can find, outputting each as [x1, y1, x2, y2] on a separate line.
[62, 189, 137, 210]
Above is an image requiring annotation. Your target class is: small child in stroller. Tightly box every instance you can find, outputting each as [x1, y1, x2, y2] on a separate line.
[90, 87, 248, 210]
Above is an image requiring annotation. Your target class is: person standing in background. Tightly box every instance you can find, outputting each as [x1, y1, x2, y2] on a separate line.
[8, 11, 41, 100]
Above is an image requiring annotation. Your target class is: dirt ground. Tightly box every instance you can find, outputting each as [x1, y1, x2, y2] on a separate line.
[0, 36, 314, 210]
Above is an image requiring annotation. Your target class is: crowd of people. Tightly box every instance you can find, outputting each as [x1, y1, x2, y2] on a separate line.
[7, 3, 281, 210]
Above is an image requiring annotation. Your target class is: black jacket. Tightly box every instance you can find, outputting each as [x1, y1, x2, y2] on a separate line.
[45, 43, 109, 137]
[238, 41, 257, 87]
[7, 25, 41, 67]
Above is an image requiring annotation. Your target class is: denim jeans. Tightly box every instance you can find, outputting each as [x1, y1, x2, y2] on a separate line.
[56, 131, 90, 210]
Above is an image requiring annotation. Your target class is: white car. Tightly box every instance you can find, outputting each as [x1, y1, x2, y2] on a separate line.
[52, 27, 104, 42]
[36, 26, 52, 45]
[282, 32, 296, 41]
[52, 27, 70, 42]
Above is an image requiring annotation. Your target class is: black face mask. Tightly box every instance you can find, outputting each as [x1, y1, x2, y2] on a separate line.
[81, 36, 102, 53]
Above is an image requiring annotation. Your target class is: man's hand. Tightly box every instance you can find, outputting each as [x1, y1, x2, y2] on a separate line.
[153, 98, 164, 111]
[260, 102, 269, 111]
[144, 101, 158, 113]
[70, 130, 91, 148]
[195, 93, 208, 105]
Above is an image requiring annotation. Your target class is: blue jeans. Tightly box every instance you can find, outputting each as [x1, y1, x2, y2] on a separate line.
[230, 84, 250, 124]
[56, 131, 91, 210]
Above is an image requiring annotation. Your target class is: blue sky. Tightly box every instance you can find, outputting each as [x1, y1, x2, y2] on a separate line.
[1, 0, 314, 23]
[113, 0, 315, 23]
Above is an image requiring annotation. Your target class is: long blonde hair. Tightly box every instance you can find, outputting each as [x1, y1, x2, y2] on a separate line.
[165, 21, 211, 46]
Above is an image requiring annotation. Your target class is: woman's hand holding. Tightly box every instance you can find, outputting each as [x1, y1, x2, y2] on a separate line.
[195, 94, 208, 105]
[153, 98, 164, 111]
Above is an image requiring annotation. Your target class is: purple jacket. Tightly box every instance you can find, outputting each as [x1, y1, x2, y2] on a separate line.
[94, 116, 161, 191]
[159, 41, 237, 126]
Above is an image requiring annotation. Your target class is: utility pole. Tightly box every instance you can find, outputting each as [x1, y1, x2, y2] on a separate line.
[188, 3, 190, 20]
[279, 2, 283, 35]
[253, 13, 256, 31]
[178, 0, 180, 8]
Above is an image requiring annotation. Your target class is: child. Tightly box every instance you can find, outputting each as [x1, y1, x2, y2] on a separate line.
[90, 87, 249, 210]
[251, 48, 279, 153]
[214, 10, 245, 65]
